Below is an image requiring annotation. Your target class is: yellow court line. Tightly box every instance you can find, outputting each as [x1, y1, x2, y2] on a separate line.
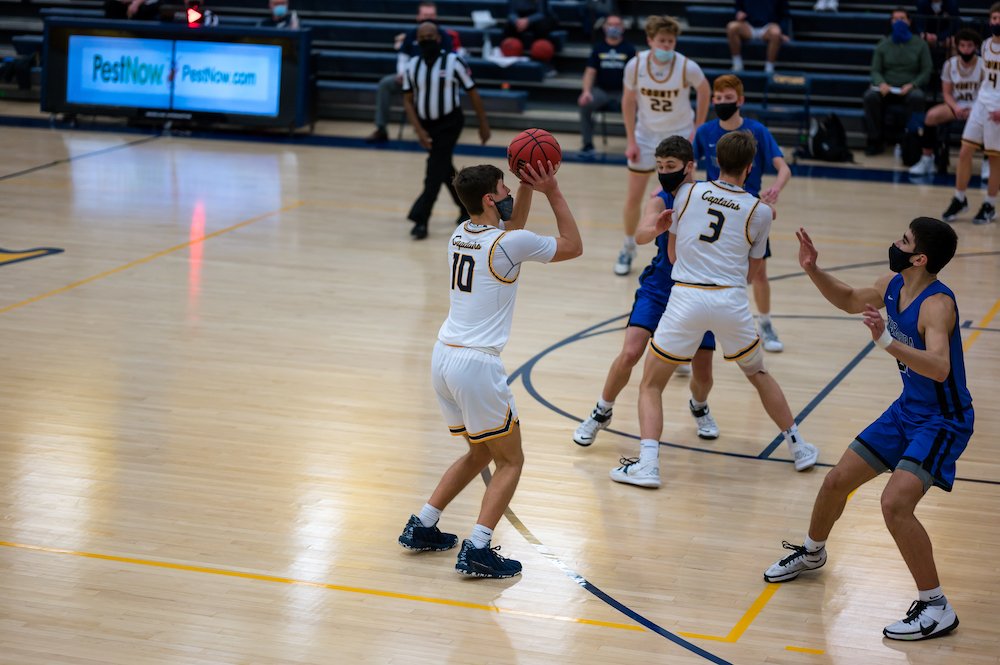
[678, 583, 781, 642]
[963, 295, 1000, 352]
[785, 646, 825, 654]
[0, 540, 642, 632]
[0, 202, 305, 316]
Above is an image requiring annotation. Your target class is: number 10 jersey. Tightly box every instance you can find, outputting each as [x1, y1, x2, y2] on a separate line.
[437, 222, 557, 354]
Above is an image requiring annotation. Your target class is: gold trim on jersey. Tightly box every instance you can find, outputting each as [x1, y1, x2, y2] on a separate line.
[649, 339, 693, 364]
[676, 183, 697, 220]
[674, 282, 731, 290]
[628, 166, 656, 174]
[488, 232, 518, 284]
[645, 51, 678, 84]
[985, 148, 1000, 157]
[449, 424, 467, 436]
[745, 199, 761, 246]
[962, 138, 985, 149]
[989, 40, 1000, 55]
[708, 179, 746, 193]
[724, 337, 761, 361]
[464, 222, 493, 234]
[466, 407, 517, 442]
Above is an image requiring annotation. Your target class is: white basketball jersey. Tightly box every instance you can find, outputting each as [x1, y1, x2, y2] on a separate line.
[670, 181, 772, 288]
[437, 222, 557, 354]
[942, 55, 983, 108]
[976, 39, 1000, 107]
[625, 50, 703, 140]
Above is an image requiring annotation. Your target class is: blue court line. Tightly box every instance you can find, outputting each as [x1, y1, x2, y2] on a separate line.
[0, 135, 160, 181]
[0, 113, 993, 189]
[756, 342, 876, 459]
[480, 467, 736, 665]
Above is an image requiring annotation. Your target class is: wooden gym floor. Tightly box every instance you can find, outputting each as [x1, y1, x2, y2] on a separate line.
[0, 123, 998, 665]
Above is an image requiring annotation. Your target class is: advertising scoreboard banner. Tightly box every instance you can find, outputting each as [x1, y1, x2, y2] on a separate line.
[173, 41, 281, 116]
[67, 36, 173, 109]
[65, 35, 281, 116]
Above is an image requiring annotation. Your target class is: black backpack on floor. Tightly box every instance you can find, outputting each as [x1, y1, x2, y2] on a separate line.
[809, 113, 853, 162]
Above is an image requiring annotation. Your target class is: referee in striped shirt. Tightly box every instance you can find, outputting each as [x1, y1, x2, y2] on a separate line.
[403, 21, 491, 239]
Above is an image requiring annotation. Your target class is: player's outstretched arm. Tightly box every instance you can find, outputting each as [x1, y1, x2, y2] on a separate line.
[797, 228, 890, 313]
[521, 160, 581, 262]
[635, 196, 668, 245]
[862, 296, 955, 382]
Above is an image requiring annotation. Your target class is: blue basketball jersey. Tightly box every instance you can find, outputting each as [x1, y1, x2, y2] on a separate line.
[693, 117, 782, 197]
[884, 274, 972, 420]
[636, 190, 675, 298]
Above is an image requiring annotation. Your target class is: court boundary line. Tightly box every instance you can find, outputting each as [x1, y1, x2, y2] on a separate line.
[0, 135, 160, 181]
[0, 540, 642, 632]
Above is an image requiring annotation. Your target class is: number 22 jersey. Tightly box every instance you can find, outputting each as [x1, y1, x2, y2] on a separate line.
[438, 221, 557, 354]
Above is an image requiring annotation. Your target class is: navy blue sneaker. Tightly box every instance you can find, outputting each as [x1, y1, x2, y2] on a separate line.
[454, 539, 522, 578]
[398, 515, 458, 552]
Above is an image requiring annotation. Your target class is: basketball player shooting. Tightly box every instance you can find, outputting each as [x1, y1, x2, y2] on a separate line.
[763, 218, 972, 641]
[611, 130, 818, 489]
[397, 159, 583, 579]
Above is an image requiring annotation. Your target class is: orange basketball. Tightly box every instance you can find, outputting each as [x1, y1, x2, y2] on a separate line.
[507, 128, 562, 177]
[529, 38, 555, 63]
[500, 37, 524, 57]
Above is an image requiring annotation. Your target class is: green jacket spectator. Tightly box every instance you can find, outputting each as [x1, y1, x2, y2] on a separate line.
[870, 34, 933, 89]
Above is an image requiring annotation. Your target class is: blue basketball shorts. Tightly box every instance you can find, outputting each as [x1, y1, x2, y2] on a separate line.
[850, 399, 974, 492]
[628, 287, 716, 350]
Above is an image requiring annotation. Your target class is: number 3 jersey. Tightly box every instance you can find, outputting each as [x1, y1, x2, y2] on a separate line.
[438, 221, 557, 354]
[669, 181, 772, 288]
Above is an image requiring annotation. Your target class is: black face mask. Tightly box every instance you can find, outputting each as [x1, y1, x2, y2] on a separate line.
[419, 39, 441, 61]
[493, 195, 514, 221]
[888, 244, 919, 273]
[992, 23, 1000, 36]
[658, 167, 687, 194]
[715, 102, 739, 121]
[959, 50, 976, 62]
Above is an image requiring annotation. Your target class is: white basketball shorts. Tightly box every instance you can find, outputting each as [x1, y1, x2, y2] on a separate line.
[431, 341, 519, 442]
[650, 285, 761, 363]
[629, 124, 695, 173]
[961, 100, 1000, 157]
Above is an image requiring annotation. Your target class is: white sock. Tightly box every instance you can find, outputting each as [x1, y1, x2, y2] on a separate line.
[639, 438, 659, 461]
[691, 396, 708, 410]
[803, 535, 826, 552]
[470, 524, 493, 549]
[732, 55, 743, 68]
[922, 154, 933, 162]
[418, 503, 442, 528]
[919, 585, 946, 606]
[597, 397, 615, 412]
[986, 195, 996, 207]
[783, 423, 802, 447]
[624, 235, 636, 251]
[764, 61, 775, 73]
[955, 189, 966, 201]
[758, 312, 771, 326]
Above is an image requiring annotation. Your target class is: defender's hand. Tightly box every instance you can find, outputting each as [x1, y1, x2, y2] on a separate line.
[796, 227, 818, 272]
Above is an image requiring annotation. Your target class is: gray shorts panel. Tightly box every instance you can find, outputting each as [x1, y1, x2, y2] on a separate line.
[849, 438, 890, 474]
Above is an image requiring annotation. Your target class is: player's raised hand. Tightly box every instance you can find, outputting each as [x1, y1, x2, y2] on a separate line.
[862, 304, 887, 341]
[519, 160, 559, 194]
[796, 227, 818, 271]
[655, 209, 674, 235]
[760, 185, 780, 205]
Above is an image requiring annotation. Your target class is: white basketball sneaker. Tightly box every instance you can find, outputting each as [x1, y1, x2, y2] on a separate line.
[758, 319, 784, 352]
[609, 457, 660, 488]
[883, 601, 959, 641]
[573, 404, 612, 446]
[675, 363, 691, 375]
[763, 541, 827, 582]
[788, 438, 818, 471]
[689, 400, 719, 439]
[614, 246, 637, 275]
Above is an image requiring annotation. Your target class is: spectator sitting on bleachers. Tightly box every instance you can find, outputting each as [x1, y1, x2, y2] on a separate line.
[915, 0, 960, 52]
[260, 0, 299, 29]
[862, 7, 932, 156]
[104, 0, 160, 20]
[909, 28, 984, 176]
[504, 0, 560, 49]
[366, 1, 462, 144]
[578, 14, 635, 156]
[727, 0, 790, 74]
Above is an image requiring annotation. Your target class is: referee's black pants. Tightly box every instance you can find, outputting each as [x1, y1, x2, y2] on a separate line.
[408, 110, 467, 227]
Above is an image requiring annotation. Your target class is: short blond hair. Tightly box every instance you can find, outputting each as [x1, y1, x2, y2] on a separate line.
[645, 15, 681, 40]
